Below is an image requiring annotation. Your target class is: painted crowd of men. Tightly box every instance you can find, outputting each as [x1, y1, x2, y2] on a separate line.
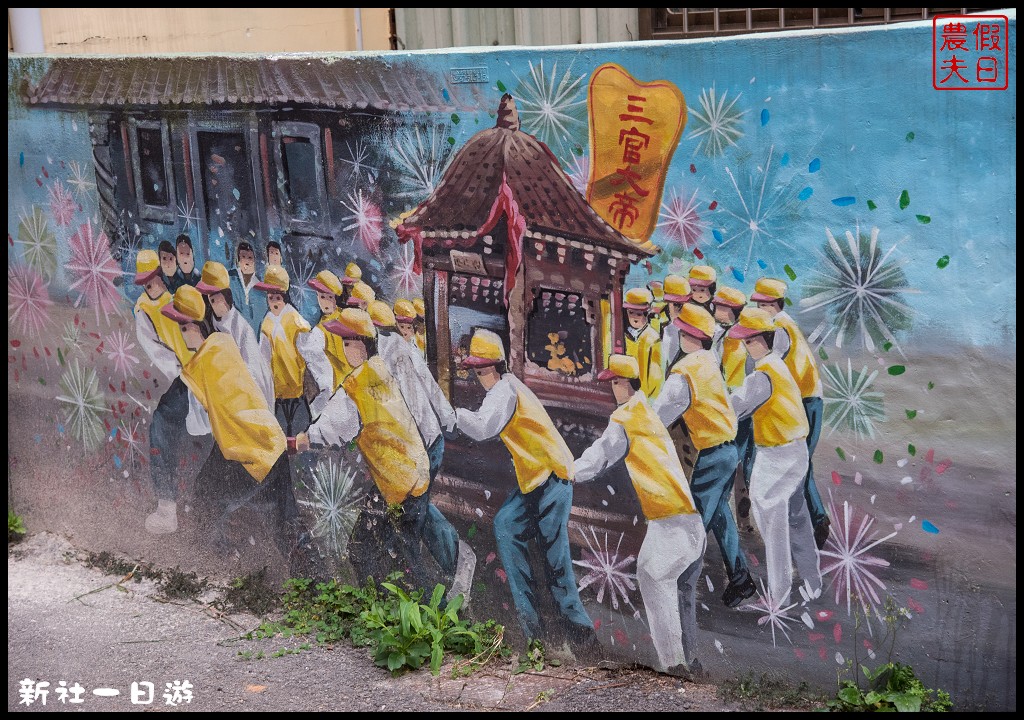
[132, 236, 829, 677]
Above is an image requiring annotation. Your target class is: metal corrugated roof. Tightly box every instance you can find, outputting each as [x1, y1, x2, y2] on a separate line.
[24, 56, 479, 112]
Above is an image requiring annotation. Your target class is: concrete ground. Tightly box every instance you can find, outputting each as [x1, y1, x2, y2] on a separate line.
[8, 532, 812, 713]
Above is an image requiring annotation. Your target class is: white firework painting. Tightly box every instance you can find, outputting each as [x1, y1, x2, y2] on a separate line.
[285, 252, 317, 320]
[65, 220, 122, 325]
[573, 527, 639, 612]
[62, 320, 84, 355]
[48, 178, 77, 228]
[340, 189, 384, 257]
[16, 206, 59, 278]
[339, 139, 379, 184]
[688, 86, 747, 157]
[716, 145, 800, 274]
[565, 152, 589, 196]
[800, 226, 917, 353]
[177, 199, 200, 233]
[105, 329, 141, 378]
[820, 496, 897, 623]
[512, 60, 588, 157]
[55, 359, 108, 450]
[740, 578, 802, 647]
[390, 241, 421, 297]
[67, 160, 96, 199]
[822, 359, 886, 438]
[8, 264, 53, 339]
[298, 455, 363, 558]
[657, 187, 707, 250]
[391, 124, 454, 202]
[116, 418, 146, 471]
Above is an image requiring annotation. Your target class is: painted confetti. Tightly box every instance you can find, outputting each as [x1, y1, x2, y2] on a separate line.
[921, 520, 939, 534]
[936, 255, 950, 269]
[831, 196, 856, 207]
[916, 214, 931, 224]
[784, 264, 797, 280]
[873, 450, 884, 463]
[899, 190, 910, 210]
[866, 199, 877, 210]
[888, 365, 906, 376]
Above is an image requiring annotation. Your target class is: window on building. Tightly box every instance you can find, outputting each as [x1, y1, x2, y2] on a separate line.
[129, 119, 175, 223]
[526, 289, 594, 378]
[273, 122, 329, 236]
[448, 273, 507, 407]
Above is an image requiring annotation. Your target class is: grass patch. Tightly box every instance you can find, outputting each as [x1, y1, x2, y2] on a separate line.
[719, 671, 826, 711]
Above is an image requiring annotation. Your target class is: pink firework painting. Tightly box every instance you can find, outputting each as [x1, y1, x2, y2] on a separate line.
[65, 220, 122, 324]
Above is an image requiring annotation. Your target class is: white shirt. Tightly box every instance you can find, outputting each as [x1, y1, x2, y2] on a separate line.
[306, 387, 361, 447]
[662, 324, 680, 370]
[455, 374, 520, 442]
[214, 305, 275, 411]
[258, 305, 333, 417]
[134, 306, 180, 385]
[574, 421, 630, 483]
[711, 323, 727, 363]
[652, 371, 692, 427]
[378, 331, 454, 447]
[729, 369, 773, 421]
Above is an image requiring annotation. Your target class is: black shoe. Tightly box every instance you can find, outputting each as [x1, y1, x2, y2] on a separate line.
[722, 575, 757, 608]
[814, 517, 831, 550]
[665, 658, 704, 681]
[737, 496, 751, 521]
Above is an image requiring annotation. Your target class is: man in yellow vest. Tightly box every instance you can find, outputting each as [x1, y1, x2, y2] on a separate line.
[133, 249, 196, 536]
[687, 265, 717, 314]
[394, 299, 422, 357]
[307, 269, 351, 390]
[575, 354, 706, 678]
[622, 287, 664, 398]
[653, 304, 755, 608]
[713, 287, 755, 495]
[346, 280, 376, 311]
[295, 309, 472, 601]
[750, 278, 830, 549]
[453, 329, 598, 655]
[161, 285, 302, 563]
[254, 267, 333, 436]
[196, 261, 274, 411]
[727, 308, 821, 607]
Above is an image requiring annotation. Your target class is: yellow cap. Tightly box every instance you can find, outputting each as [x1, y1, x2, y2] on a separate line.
[255, 265, 290, 293]
[597, 354, 640, 381]
[714, 286, 747, 309]
[727, 307, 777, 339]
[750, 277, 787, 303]
[368, 299, 397, 328]
[134, 249, 161, 284]
[663, 275, 691, 302]
[463, 328, 505, 367]
[196, 261, 230, 295]
[394, 299, 416, 322]
[648, 281, 665, 302]
[347, 281, 376, 306]
[161, 285, 207, 324]
[673, 303, 716, 340]
[323, 307, 377, 339]
[623, 287, 653, 310]
[689, 265, 717, 287]
[308, 269, 343, 297]
[412, 298, 425, 319]
[342, 261, 362, 285]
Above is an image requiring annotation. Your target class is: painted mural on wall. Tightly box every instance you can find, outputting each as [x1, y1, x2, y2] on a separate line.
[7, 15, 1016, 710]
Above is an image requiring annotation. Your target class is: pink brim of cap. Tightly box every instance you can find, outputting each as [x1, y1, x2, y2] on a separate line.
[749, 292, 779, 303]
[622, 303, 650, 311]
[322, 319, 359, 338]
[341, 277, 358, 285]
[727, 323, 765, 339]
[689, 279, 714, 287]
[662, 293, 690, 303]
[308, 278, 333, 294]
[160, 305, 193, 324]
[253, 281, 281, 292]
[596, 368, 617, 382]
[715, 299, 745, 309]
[346, 298, 364, 307]
[195, 281, 225, 295]
[461, 356, 498, 368]
[134, 269, 160, 285]
[672, 317, 710, 340]
[395, 315, 415, 323]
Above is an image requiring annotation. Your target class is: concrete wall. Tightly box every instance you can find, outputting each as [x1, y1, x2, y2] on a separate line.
[7, 14, 1016, 710]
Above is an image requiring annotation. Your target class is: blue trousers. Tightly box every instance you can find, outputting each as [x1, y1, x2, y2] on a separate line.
[802, 396, 827, 526]
[423, 435, 458, 581]
[149, 377, 189, 501]
[493, 475, 594, 643]
[691, 441, 750, 585]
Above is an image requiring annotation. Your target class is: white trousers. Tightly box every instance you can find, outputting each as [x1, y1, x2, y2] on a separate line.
[749, 439, 821, 606]
[637, 512, 706, 671]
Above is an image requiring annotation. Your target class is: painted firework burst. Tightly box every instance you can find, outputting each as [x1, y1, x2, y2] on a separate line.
[177, 199, 199, 233]
[8, 264, 53, 338]
[340, 189, 384, 257]
[513, 60, 588, 157]
[116, 418, 146, 470]
[298, 455, 363, 558]
[67, 160, 96, 199]
[55, 359, 108, 450]
[391, 124, 454, 202]
[573, 527, 639, 612]
[799, 227, 916, 353]
[657, 187, 706, 249]
[62, 320, 83, 354]
[566, 152, 589, 196]
[66, 220, 122, 325]
[110, 210, 143, 264]
[48, 179, 77, 227]
[740, 578, 802, 647]
[688, 86, 746, 157]
[105, 329, 141, 378]
[390, 241, 421, 297]
[822, 360, 886, 438]
[16, 205, 58, 278]
[717, 145, 800, 274]
[820, 495, 897, 621]
[339, 139, 379, 184]
[285, 252, 317, 320]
